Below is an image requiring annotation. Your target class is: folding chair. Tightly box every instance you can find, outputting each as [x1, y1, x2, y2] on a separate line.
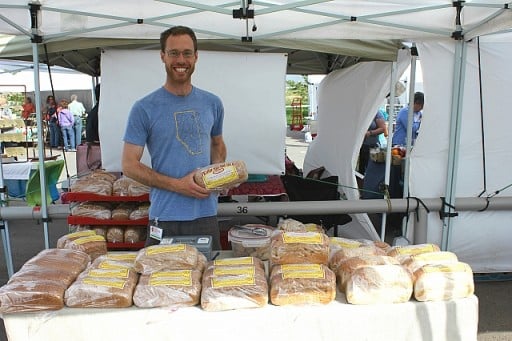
[25, 159, 64, 206]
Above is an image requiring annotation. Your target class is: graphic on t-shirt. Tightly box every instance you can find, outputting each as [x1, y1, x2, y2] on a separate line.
[174, 110, 204, 155]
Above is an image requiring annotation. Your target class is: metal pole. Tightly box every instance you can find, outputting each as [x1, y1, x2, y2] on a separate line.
[0, 145, 14, 277]
[413, 205, 428, 244]
[442, 39, 467, 251]
[380, 62, 399, 241]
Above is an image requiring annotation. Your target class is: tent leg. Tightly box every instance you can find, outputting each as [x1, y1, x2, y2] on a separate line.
[0, 220, 14, 277]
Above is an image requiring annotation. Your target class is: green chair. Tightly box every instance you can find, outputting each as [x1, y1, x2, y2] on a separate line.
[25, 159, 65, 206]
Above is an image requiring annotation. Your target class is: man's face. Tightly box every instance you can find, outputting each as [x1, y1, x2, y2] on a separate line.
[414, 102, 424, 112]
[160, 34, 197, 84]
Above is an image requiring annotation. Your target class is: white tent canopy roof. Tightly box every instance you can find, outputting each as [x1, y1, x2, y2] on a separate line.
[0, 1, 511, 75]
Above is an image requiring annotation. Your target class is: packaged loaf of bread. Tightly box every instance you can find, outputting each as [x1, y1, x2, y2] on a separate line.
[71, 178, 113, 196]
[329, 237, 365, 259]
[57, 230, 97, 248]
[413, 262, 474, 301]
[134, 244, 202, 275]
[0, 249, 90, 313]
[129, 202, 150, 220]
[345, 264, 413, 304]
[387, 243, 441, 259]
[134, 269, 202, 308]
[64, 235, 108, 261]
[193, 160, 248, 190]
[329, 244, 386, 273]
[68, 224, 91, 233]
[22, 248, 91, 276]
[201, 264, 268, 311]
[401, 251, 459, 277]
[86, 169, 117, 183]
[111, 202, 135, 220]
[336, 255, 400, 292]
[271, 231, 330, 266]
[0, 280, 67, 313]
[93, 226, 108, 238]
[128, 181, 150, 196]
[106, 226, 124, 243]
[112, 176, 133, 196]
[64, 268, 139, 308]
[71, 201, 112, 219]
[270, 263, 336, 306]
[124, 227, 145, 243]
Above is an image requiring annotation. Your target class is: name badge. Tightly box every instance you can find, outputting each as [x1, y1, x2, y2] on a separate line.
[149, 225, 163, 241]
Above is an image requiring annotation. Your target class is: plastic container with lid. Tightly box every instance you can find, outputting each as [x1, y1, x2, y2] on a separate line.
[228, 224, 274, 260]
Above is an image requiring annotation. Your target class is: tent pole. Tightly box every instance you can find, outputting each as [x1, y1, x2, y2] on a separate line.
[441, 39, 467, 251]
[380, 61, 398, 241]
[30, 3, 51, 249]
[401, 45, 418, 235]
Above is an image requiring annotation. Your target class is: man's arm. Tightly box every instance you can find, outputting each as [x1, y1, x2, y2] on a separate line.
[122, 142, 210, 198]
[210, 135, 226, 164]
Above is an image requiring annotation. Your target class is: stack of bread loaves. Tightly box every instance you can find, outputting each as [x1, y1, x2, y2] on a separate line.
[132, 244, 206, 308]
[0, 249, 90, 313]
[201, 256, 268, 311]
[269, 230, 336, 306]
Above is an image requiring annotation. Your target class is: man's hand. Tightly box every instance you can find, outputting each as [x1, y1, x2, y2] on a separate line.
[176, 171, 211, 199]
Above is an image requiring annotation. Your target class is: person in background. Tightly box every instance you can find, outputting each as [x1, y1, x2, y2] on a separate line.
[56, 99, 75, 151]
[392, 91, 424, 146]
[69, 94, 86, 147]
[0, 95, 13, 119]
[44, 95, 61, 148]
[86, 84, 100, 143]
[122, 26, 226, 250]
[358, 109, 387, 176]
[21, 97, 36, 121]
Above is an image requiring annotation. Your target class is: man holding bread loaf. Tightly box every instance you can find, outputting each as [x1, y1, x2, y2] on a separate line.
[122, 26, 226, 250]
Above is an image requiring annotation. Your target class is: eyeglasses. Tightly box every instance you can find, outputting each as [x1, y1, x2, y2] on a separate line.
[165, 49, 195, 59]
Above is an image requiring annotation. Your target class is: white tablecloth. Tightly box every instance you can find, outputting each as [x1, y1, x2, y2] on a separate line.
[1, 162, 32, 180]
[1, 293, 478, 341]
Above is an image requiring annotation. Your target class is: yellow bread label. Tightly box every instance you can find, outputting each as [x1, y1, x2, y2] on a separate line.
[411, 251, 456, 262]
[421, 262, 470, 273]
[88, 268, 130, 278]
[106, 253, 137, 262]
[211, 275, 255, 288]
[83, 277, 127, 289]
[394, 244, 438, 255]
[149, 270, 193, 286]
[281, 264, 322, 272]
[146, 244, 186, 255]
[202, 164, 239, 189]
[66, 230, 96, 239]
[282, 266, 325, 279]
[283, 232, 323, 244]
[96, 261, 130, 270]
[213, 266, 255, 276]
[214, 257, 254, 266]
[329, 237, 362, 249]
[73, 235, 105, 245]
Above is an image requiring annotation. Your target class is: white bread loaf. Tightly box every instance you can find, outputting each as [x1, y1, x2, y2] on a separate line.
[336, 255, 400, 293]
[270, 263, 336, 306]
[329, 245, 385, 273]
[413, 262, 474, 301]
[271, 231, 330, 266]
[133, 269, 202, 308]
[345, 264, 413, 305]
[194, 160, 248, 190]
[401, 251, 459, 277]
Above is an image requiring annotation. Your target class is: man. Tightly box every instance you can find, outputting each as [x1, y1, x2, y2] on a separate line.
[122, 26, 226, 250]
[69, 94, 86, 147]
[392, 91, 424, 146]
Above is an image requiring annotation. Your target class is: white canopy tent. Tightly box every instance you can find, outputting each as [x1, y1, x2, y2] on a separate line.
[0, 1, 511, 273]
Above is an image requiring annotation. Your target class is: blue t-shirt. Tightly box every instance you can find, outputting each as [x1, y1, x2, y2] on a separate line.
[392, 106, 422, 146]
[123, 86, 224, 221]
